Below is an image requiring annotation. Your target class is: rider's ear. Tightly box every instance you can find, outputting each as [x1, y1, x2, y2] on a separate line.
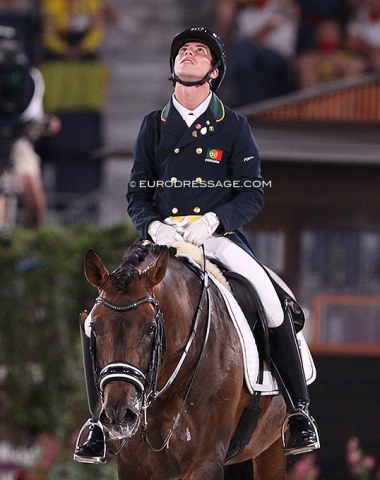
[210, 67, 219, 80]
[144, 248, 169, 287]
[84, 249, 109, 288]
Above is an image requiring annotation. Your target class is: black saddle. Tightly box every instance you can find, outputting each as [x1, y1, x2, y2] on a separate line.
[224, 268, 305, 333]
[214, 262, 305, 353]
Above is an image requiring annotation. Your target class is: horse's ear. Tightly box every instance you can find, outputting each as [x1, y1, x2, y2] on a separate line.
[143, 247, 169, 287]
[84, 249, 109, 289]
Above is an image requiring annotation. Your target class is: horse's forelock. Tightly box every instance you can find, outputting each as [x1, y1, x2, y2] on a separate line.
[110, 264, 137, 292]
[110, 240, 166, 292]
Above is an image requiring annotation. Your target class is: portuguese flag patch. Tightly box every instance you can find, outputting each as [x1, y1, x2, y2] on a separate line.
[205, 148, 223, 163]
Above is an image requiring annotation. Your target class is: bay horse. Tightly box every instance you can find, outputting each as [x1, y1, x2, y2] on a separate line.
[82, 239, 286, 479]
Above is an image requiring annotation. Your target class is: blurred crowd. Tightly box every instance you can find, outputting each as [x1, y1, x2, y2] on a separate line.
[216, 0, 380, 106]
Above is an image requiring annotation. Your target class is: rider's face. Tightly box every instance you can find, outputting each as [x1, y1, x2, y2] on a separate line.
[174, 42, 217, 83]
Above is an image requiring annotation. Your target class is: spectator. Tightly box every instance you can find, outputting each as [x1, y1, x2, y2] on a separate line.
[294, 18, 367, 88]
[217, 0, 298, 106]
[294, 0, 351, 55]
[38, 0, 117, 217]
[41, 0, 106, 60]
[346, 0, 380, 72]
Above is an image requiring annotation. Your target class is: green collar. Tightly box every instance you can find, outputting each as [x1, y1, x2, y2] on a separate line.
[161, 92, 225, 122]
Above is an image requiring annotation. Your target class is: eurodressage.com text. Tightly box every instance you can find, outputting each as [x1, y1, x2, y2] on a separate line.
[129, 179, 272, 189]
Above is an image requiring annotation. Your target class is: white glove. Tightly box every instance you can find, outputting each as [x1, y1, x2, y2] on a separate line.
[164, 216, 190, 235]
[183, 212, 220, 246]
[148, 220, 183, 246]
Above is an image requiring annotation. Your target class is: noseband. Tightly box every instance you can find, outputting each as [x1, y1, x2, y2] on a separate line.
[94, 295, 165, 401]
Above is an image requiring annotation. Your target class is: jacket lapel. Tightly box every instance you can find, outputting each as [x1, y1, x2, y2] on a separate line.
[160, 93, 225, 148]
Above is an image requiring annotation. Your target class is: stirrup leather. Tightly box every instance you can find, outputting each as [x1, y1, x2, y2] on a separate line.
[281, 409, 320, 456]
[73, 419, 107, 464]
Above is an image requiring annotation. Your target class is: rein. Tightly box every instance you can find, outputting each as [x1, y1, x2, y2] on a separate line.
[92, 248, 211, 452]
[144, 257, 211, 452]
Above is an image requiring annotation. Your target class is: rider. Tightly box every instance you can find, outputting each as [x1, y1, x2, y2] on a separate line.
[0, 25, 56, 230]
[74, 26, 319, 463]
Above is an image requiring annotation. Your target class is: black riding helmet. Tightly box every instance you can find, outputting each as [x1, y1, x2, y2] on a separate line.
[169, 27, 226, 91]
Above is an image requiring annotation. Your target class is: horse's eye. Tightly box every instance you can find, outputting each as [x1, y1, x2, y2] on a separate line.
[145, 324, 156, 337]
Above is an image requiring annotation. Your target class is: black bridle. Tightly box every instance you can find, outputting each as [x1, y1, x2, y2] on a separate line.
[94, 294, 165, 403]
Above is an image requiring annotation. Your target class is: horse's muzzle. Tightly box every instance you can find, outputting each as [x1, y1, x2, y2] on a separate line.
[100, 394, 142, 440]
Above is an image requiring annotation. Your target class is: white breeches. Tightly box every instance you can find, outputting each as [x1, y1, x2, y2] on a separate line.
[203, 236, 285, 328]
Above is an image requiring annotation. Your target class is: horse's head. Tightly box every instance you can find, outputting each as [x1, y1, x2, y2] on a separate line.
[82, 242, 169, 440]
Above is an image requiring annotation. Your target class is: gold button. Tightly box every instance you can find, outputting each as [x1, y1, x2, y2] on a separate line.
[174, 148, 180, 154]
[193, 207, 201, 213]
[195, 177, 202, 183]
[171, 176, 177, 183]
[171, 207, 178, 214]
[196, 148, 202, 154]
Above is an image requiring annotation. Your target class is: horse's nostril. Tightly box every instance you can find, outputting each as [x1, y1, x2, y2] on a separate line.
[125, 408, 138, 425]
[99, 409, 112, 425]
[100, 406, 139, 426]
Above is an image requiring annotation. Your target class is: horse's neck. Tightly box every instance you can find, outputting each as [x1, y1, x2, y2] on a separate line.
[157, 257, 201, 338]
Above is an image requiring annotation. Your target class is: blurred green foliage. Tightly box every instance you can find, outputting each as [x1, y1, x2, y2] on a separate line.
[0, 222, 137, 444]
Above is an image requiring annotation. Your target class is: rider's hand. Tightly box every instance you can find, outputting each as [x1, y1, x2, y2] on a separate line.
[183, 212, 220, 246]
[148, 221, 183, 246]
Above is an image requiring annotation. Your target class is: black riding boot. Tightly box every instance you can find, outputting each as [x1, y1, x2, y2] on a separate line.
[73, 313, 107, 464]
[269, 300, 320, 456]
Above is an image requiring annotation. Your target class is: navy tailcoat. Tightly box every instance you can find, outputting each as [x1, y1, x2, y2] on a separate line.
[127, 93, 265, 256]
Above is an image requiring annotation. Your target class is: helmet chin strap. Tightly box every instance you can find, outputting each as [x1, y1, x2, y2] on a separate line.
[170, 63, 220, 88]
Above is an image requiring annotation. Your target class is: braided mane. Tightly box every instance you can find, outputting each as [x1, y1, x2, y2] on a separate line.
[110, 239, 164, 292]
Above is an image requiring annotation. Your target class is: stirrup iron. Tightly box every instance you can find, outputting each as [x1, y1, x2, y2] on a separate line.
[73, 419, 107, 464]
[281, 409, 320, 456]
